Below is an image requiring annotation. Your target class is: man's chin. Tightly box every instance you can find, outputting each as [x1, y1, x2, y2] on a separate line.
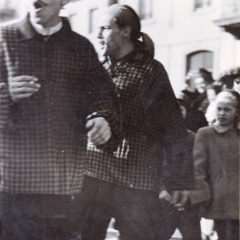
[30, 14, 43, 25]
[99, 48, 109, 57]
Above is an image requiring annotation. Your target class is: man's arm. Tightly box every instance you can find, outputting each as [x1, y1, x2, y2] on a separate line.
[146, 61, 195, 191]
[0, 32, 11, 127]
[0, 27, 41, 129]
[84, 42, 123, 151]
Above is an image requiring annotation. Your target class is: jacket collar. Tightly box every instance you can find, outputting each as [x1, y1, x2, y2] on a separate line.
[103, 49, 147, 67]
[16, 14, 72, 42]
[115, 49, 144, 63]
[29, 17, 63, 36]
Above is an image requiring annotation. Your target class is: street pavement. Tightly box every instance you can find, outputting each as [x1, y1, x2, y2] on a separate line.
[105, 218, 219, 240]
[105, 218, 183, 240]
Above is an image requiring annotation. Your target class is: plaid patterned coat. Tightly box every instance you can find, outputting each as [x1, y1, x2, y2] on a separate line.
[86, 50, 195, 193]
[0, 16, 121, 195]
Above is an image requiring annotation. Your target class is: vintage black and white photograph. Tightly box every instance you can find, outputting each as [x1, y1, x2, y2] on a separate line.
[0, 0, 239, 239]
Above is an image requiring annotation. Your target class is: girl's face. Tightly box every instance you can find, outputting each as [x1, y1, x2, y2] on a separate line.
[216, 93, 238, 127]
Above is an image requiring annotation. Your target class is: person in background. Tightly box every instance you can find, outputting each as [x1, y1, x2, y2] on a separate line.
[199, 68, 214, 86]
[193, 89, 240, 240]
[181, 75, 205, 107]
[179, 75, 198, 109]
[233, 77, 240, 128]
[182, 72, 209, 132]
[206, 85, 217, 104]
[186, 93, 209, 132]
[205, 85, 218, 125]
[160, 99, 206, 240]
[233, 76, 240, 94]
[0, 0, 122, 239]
[79, 4, 195, 240]
[219, 67, 240, 91]
[182, 68, 213, 109]
[194, 76, 207, 94]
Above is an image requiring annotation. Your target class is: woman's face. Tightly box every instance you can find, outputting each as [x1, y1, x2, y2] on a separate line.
[98, 15, 124, 58]
[194, 77, 206, 93]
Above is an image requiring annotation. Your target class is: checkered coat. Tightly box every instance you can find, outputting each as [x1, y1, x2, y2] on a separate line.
[0, 16, 122, 195]
[86, 50, 195, 193]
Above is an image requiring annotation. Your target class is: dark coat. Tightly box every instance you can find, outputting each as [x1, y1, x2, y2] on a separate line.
[193, 126, 239, 219]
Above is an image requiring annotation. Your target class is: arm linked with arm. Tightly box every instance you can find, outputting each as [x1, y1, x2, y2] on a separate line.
[85, 43, 123, 151]
[147, 61, 195, 191]
[0, 32, 11, 127]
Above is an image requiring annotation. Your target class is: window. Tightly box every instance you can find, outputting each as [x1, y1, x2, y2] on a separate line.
[139, 0, 152, 20]
[187, 50, 213, 74]
[0, 8, 16, 23]
[89, 8, 98, 34]
[0, 0, 18, 23]
[194, 0, 211, 11]
[186, 51, 214, 88]
[109, 0, 118, 5]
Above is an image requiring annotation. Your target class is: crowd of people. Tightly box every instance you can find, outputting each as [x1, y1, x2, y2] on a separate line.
[0, 1, 239, 240]
[160, 72, 240, 239]
[180, 67, 240, 133]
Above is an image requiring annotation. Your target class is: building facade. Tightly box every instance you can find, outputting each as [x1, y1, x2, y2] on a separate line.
[1, 0, 239, 95]
[65, 0, 240, 95]
[0, 0, 26, 23]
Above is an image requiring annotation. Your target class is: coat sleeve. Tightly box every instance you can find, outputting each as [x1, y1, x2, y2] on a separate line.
[0, 28, 12, 128]
[84, 42, 123, 152]
[146, 61, 195, 191]
[190, 128, 211, 203]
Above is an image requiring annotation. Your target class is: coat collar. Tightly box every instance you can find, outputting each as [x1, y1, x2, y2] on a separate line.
[29, 17, 63, 36]
[16, 14, 72, 43]
[104, 48, 147, 66]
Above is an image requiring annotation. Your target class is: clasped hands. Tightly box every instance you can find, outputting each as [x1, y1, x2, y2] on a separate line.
[159, 190, 190, 211]
[8, 75, 112, 146]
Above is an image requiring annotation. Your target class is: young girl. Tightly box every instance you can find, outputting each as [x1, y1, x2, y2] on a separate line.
[194, 89, 240, 240]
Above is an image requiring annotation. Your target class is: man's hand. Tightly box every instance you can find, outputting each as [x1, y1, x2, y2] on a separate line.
[171, 190, 190, 211]
[86, 117, 112, 146]
[9, 76, 41, 103]
[159, 190, 172, 202]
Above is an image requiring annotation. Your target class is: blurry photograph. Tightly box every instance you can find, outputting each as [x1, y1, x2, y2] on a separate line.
[0, 0, 239, 239]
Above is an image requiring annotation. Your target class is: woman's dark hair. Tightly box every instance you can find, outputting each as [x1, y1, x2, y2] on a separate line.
[199, 68, 214, 85]
[206, 84, 221, 95]
[115, 5, 141, 43]
[219, 75, 235, 89]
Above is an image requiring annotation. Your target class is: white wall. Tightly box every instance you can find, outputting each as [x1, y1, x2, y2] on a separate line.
[66, 0, 240, 95]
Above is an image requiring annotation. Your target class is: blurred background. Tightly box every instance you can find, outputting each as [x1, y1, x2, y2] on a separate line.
[0, 0, 240, 96]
